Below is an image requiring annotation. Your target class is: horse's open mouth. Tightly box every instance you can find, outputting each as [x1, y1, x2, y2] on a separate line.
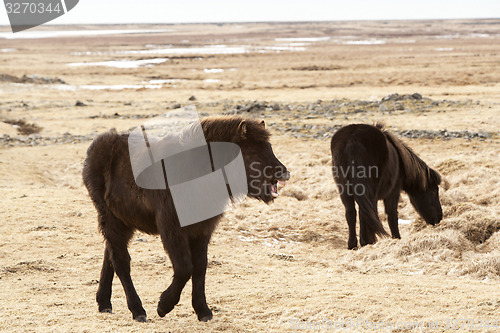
[271, 180, 287, 198]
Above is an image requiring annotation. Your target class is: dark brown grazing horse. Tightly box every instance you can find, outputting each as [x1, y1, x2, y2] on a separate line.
[82, 116, 289, 322]
[331, 123, 442, 249]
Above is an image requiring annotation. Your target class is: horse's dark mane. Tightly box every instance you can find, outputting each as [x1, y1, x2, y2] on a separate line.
[137, 116, 270, 158]
[200, 116, 270, 143]
[376, 123, 441, 191]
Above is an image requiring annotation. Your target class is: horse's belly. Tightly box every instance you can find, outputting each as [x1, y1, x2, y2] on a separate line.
[105, 183, 159, 235]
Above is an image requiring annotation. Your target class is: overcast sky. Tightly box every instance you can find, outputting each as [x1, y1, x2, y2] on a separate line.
[1, 0, 499, 26]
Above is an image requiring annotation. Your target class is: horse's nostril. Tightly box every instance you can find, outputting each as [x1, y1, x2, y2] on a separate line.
[280, 170, 290, 181]
[432, 214, 443, 225]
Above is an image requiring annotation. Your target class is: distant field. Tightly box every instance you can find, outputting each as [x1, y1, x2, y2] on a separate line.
[0, 20, 499, 332]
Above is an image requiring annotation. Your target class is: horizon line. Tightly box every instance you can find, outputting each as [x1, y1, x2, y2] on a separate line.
[1, 17, 500, 28]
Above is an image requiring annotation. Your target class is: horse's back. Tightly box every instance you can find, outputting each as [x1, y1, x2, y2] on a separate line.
[331, 124, 388, 168]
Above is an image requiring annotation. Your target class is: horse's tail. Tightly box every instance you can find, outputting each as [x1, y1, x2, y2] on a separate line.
[352, 178, 389, 238]
[82, 129, 120, 230]
[343, 141, 389, 239]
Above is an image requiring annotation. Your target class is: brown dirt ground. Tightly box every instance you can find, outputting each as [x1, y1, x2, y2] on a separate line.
[0, 20, 499, 332]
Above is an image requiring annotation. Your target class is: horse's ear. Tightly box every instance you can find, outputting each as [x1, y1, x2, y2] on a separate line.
[260, 120, 266, 128]
[238, 120, 247, 139]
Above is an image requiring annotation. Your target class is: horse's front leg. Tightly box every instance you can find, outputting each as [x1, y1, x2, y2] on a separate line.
[384, 190, 401, 239]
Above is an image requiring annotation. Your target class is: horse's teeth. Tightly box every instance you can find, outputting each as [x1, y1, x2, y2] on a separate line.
[271, 192, 279, 198]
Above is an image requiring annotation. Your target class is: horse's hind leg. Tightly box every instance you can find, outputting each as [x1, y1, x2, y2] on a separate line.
[157, 220, 193, 318]
[101, 216, 147, 322]
[384, 191, 401, 239]
[359, 200, 378, 246]
[340, 192, 358, 249]
[359, 219, 376, 246]
[359, 215, 377, 246]
[96, 246, 114, 313]
[189, 235, 213, 321]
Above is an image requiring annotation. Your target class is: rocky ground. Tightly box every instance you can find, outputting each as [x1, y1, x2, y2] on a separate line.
[1, 93, 496, 147]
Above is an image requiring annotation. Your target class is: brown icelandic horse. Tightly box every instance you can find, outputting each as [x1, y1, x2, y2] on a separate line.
[82, 116, 289, 322]
[330, 123, 442, 249]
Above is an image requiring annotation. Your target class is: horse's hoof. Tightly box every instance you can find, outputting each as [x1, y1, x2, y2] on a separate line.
[197, 308, 213, 322]
[134, 315, 147, 323]
[157, 306, 167, 318]
[157, 301, 177, 317]
[199, 314, 213, 322]
[99, 308, 112, 313]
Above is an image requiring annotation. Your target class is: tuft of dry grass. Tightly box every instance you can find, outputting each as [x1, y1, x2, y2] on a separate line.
[480, 231, 500, 252]
[340, 228, 500, 279]
[436, 217, 500, 244]
[458, 251, 500, 279]
[281, 185, 308, 201]
[2, 119, 43, 135]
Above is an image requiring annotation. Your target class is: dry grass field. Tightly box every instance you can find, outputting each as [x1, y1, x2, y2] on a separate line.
[0, 20, 499, 332]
